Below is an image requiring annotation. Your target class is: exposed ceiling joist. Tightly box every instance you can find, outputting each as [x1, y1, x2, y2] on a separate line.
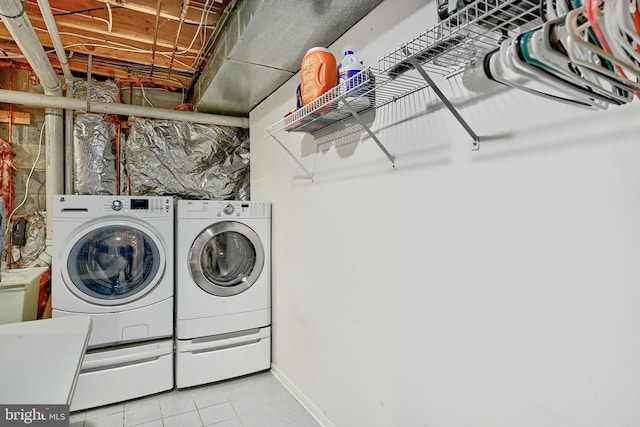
[99, 0, 225, 24]
[0, 0, 233, 91]
[0, 0, 385, 116]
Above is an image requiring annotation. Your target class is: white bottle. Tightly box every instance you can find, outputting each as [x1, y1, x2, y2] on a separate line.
[338, 50, 371, 111]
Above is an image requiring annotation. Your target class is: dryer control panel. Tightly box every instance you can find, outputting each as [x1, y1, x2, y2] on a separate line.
[182, 200, 270, 219]
[217, 201, 270, 218]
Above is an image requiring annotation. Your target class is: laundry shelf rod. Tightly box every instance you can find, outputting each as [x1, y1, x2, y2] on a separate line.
[378, 0, 542, 149]
[379, 0, 543, 78]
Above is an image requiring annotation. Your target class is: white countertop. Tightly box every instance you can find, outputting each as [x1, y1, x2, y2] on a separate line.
[0, 316, 92, 404]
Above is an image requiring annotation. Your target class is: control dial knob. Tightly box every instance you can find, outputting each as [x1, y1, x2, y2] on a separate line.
[223, 204, 234, 215]
[111, 200, 123, 211]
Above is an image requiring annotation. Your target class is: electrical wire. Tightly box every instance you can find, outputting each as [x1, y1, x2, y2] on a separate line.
[139, 83, 155, 107]
[37, 26, 200, 62]
[177, 0, 216, 55]
[52, 6, 122, 16]
[6, 122, 44, 231]
[0, 45, 190, 90]
[31, 26, 199, 62]
[119, 85, 187, 103]
[81, 1, 218, 26]
[62, 42, 195, 68]
[198, 0, 214, 51]
[104, 0, 113, 32]
[189, 0, 218, 72]
[189, 0, 235, 74]
[2, 5, 199, 89]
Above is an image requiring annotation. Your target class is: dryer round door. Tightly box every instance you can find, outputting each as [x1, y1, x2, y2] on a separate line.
[61, 220, 167, 305]
[189, 221, 264, 297]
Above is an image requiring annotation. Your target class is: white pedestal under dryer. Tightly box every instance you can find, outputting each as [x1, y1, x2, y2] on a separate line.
[175, 200, 271, 388]
[52, 195, 174, 410]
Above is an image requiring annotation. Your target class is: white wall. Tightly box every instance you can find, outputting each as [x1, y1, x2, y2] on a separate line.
[250, 1, 640, 426]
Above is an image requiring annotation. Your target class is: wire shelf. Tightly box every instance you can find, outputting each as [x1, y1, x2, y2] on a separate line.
[264, 0, 545, 176]
[264, 67, 428, 136]
[378, 0, 542, 78]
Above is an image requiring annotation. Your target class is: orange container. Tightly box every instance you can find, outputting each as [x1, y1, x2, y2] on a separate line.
[300, 47, 337, 107]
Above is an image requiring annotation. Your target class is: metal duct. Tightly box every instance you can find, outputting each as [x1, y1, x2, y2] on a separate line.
[192, 0, 384, 116]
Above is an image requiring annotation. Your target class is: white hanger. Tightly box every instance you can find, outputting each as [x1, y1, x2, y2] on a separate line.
[603, 0, 640, 65]
[565, 5, 640, 90]
[530, 18, 632, 103]
[484, 37, 598, 107]
[507, 32, 614, 107]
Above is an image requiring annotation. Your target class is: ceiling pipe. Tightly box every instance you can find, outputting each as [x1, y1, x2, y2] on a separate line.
[0, 0, 63, 257]
[149, 0, 163, 77]
[37, 0, 76, 204]
[167, 0, 190, 79]
[0, 88, 250, 127]
[37, 0, 73, 86]
[0, 2, 61, 96]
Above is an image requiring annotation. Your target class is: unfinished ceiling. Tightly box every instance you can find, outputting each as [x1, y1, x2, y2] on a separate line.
[0, 0, 383, 116]
[0, 0, 231, 90]
[190, 0, 384, 116]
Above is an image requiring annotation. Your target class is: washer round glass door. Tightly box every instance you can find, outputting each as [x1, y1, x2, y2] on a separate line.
[189, 221, 264, 297]
[62, 220, 165, 305]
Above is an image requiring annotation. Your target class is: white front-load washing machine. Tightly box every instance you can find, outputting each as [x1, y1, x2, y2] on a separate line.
[52, 195, 174, 410]
[175, 200, 271, 388]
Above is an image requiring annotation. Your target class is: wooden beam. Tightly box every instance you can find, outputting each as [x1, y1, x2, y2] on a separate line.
[0, 110, 31, 125]
[0, 25, 200, 73]
[29, 9, 208, 54]
[0, 54, 191, 91]
[47, 0, 222, 26]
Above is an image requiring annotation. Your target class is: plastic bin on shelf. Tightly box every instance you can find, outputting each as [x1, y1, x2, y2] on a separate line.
[0, 267, 48, 324]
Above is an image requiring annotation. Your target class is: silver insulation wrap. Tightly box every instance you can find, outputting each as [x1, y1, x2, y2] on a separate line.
[73, 80, 119, 195]
[125, 119, 249, 200]
[11, 212, 46, 269]
[73, 79, 119, 105]
[73, 113, 117, 195]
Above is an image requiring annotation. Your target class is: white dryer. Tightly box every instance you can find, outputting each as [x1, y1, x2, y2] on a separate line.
[175, 200, 271, 388]
[52, 195, 174, 410]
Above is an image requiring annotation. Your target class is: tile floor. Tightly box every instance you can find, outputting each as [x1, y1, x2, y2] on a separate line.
[69, 371, 320, 427]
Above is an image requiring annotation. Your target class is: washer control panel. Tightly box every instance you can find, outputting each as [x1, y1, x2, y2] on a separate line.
[103, 197, 173, 216]
[55, 195, 173, 218]
[111, 199, 124, 211]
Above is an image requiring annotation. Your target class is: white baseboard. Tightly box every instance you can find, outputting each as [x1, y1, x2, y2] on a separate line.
[271, 363, 336, 427]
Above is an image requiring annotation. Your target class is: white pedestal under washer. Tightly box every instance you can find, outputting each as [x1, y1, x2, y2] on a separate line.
[52, 195, 174, 410]
[175, 200, 271, 388]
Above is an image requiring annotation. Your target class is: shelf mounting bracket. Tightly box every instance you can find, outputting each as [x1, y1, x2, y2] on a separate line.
[339, 95, 396, 167]
[269, 133, 314, 181]
[407, 57, 480, 151]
